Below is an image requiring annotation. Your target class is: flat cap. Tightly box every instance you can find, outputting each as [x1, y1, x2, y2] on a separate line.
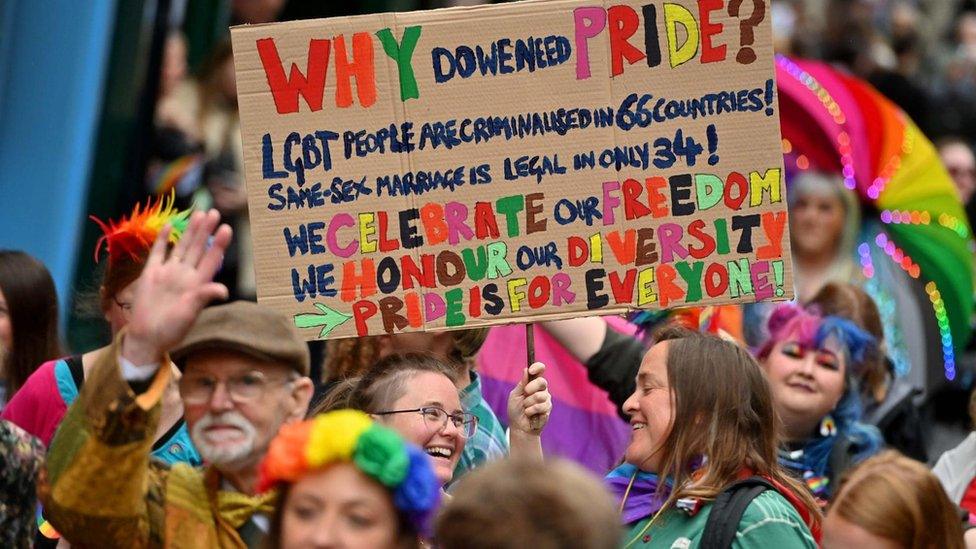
[171, 301, 310, 376]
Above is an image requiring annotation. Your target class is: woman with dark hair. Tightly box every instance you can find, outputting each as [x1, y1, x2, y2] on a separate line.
[608, 327, 821, 546]
[0, 250, 63, 406]
[260, 409, 440, 549]
[756, 303, 884, 502]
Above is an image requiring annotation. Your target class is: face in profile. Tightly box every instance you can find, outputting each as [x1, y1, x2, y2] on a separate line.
[762, 333, 847, 436]
[378, 371, 465, 486]
[789, 190, 846, 259]
[279, 462, 401, 549]
[622, 341, 674, 472]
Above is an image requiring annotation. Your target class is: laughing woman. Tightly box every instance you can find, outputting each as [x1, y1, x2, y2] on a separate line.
[349, 352, 551, 489]
[607, 327, 821, 547]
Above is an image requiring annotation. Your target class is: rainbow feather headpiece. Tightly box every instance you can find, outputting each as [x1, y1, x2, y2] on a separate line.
[91, 192, 191, 265]
[258, 409, 441, 536]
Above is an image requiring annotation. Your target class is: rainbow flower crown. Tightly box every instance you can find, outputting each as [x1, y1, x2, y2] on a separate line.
[91, 192, 191, 265]
[258, 409, 441, 536]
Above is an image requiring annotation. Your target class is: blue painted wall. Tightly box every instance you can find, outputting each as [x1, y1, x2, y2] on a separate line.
[0, 0, 117, 314]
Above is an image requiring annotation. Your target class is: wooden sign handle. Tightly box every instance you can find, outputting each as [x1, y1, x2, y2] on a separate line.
[526, 323, 544, 432]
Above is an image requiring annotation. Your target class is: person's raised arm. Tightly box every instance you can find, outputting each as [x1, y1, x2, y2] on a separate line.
[507, 362, 552, 462]
[541, 316, 645, 412]
[42, 211, 231, 546]
[539, 317, 608, 364]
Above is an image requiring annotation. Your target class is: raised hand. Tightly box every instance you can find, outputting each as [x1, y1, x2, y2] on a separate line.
[507, 362, 552, 437]
[122, 209, 233, 365]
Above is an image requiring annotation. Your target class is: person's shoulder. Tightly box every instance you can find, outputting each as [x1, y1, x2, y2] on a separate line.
[1, 359, 63, 422]
[734, 490, 817, 548]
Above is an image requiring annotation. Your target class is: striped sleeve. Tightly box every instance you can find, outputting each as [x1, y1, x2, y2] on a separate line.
[732, 491, 818, 549]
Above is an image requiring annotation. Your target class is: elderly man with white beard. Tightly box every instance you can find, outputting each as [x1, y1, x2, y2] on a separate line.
[40, 209, 314, 548]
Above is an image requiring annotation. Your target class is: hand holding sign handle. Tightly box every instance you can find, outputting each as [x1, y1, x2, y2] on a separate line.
[526, 323, 545, 432]
[509, 324, 551, 438]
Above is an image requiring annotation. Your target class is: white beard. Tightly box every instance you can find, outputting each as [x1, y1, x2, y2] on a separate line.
[191, 411, 257, 467]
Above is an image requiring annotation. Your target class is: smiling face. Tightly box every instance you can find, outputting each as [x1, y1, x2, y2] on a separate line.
[279, 463, 400, 549]
[622, 341, 674, 472]
[377, 371, 465, 486]
[762, 333, 847, 439]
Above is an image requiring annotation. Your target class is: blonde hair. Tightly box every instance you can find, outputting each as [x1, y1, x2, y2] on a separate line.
[789, 171, 861, 283]
[830, 451, 964, 549]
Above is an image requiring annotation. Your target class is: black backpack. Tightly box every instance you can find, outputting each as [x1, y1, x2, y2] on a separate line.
[699, 477, 778, 549]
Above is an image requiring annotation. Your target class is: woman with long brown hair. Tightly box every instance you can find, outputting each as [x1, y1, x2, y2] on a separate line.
[608, 327, 821, 547]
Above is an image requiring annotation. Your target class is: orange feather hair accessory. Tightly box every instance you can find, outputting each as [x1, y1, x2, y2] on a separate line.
[91, 192, 191, 265]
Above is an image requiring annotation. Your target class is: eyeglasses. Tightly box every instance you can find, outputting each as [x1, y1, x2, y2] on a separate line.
[375, 406, 478, 439]
[113, 296, 133, 319]
[179, 371, 295, 405]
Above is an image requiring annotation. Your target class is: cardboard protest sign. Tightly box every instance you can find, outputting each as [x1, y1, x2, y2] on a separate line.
[230, 0, 791, 340]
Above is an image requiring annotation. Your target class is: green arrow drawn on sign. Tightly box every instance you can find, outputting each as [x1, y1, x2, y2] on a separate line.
[293, 303, 352, 338]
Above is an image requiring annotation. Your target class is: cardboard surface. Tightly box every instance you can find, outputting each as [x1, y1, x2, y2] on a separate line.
[231, 0, 792, 340]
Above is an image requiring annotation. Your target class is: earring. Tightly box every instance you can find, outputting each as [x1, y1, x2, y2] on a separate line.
[819, 415, 837, 437]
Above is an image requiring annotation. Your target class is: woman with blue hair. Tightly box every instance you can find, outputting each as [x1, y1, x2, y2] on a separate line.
[756, 303, 884, 502]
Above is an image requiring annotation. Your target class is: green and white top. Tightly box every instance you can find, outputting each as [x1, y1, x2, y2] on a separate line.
[622, 490, 817, 548]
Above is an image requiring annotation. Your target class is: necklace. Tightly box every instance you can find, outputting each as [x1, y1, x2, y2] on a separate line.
[620, 469, 667, 548]
[623, 505, 667, 547]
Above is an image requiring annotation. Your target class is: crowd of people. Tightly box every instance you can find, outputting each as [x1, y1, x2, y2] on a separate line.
[4, 0, 976, 548]
[0, 199, 972, 547]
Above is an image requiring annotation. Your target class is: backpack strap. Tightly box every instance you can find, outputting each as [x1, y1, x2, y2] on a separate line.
[699, 477, 777, 549]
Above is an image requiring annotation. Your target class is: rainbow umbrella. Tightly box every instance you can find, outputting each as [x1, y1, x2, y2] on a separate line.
[776, 56, 975, 380]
